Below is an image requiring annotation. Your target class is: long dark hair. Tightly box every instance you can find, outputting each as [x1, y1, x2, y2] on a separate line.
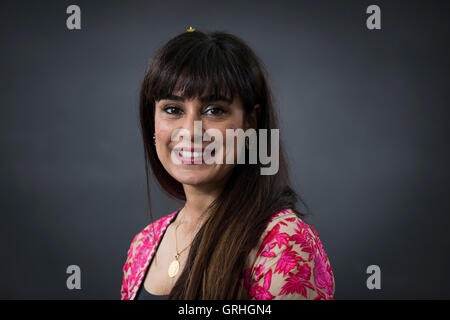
[139, 29, 309, 299]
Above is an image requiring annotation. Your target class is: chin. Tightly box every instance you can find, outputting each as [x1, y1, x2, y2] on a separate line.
[171, 168, 215, 185]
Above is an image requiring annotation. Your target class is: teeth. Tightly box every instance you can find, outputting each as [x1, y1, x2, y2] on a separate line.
[179, 150, 203, 158]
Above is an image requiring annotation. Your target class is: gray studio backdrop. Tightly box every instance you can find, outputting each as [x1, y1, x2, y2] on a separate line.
[1, 0, 449, 299]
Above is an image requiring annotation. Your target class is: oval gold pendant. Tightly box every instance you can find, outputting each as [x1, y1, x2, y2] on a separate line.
[168, 260, 180, 278]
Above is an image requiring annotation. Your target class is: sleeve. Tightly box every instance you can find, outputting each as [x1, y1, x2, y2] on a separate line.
[244, 216, 335, 300]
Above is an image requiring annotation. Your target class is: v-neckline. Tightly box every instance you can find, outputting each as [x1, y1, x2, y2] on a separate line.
[134, 206, 183, 299]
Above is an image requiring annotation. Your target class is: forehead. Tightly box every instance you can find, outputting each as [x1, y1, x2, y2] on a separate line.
[158, 89, 241, 105]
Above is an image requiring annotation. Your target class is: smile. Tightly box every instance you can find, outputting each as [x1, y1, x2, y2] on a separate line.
[172, 147, 215, 165]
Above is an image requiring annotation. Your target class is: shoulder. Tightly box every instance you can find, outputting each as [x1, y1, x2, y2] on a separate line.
[121, 208, 179, 299]
[125, 209, 179, 261]
[243, 208, 335, 300]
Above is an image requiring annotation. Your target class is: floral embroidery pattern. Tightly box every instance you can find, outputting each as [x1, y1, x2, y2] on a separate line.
[243, 211, 335, 300]
[121, 208, 335, 300]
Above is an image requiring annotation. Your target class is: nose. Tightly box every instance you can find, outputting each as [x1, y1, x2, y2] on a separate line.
[179, 103, 204, 143]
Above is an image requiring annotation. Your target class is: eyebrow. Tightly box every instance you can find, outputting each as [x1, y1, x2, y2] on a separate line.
[160, 93, 233, 104]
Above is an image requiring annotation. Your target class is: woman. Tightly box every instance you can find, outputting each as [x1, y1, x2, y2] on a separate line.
[121, 29, 335, 300]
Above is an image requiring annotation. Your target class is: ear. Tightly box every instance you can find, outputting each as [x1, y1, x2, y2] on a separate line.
[246, 104, 261, 130]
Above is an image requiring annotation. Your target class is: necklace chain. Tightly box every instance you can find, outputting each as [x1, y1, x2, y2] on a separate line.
[174, 208, 193, 259]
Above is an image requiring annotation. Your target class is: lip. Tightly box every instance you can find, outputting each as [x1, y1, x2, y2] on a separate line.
[173, 146, 205, 153]
[172, 147, 215, 165]
[173, 148, 204, 165]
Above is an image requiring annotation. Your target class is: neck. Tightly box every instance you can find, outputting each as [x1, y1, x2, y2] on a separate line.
[180, 178, 228, 227]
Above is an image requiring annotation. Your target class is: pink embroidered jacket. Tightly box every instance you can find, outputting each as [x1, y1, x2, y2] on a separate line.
[121, 207, 335, 300]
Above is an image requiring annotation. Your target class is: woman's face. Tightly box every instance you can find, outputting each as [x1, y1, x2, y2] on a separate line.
[154, 91, 250, 188]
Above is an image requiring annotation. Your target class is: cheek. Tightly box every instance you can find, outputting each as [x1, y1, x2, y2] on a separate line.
[155, 121, 173, 143]
[219, 113, 246, 131]
[224, 116, 246, 138]
[214, 118, 246, 159]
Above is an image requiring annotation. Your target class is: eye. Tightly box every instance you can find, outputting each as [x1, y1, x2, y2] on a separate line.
[203, 106, 227, 116]
[163, 105, 183, 115]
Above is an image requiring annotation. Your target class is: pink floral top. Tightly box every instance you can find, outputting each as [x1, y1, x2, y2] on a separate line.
[121, 207, 335, 300]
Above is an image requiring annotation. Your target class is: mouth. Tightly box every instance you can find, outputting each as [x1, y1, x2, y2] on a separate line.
[173, 147, 216, 165]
